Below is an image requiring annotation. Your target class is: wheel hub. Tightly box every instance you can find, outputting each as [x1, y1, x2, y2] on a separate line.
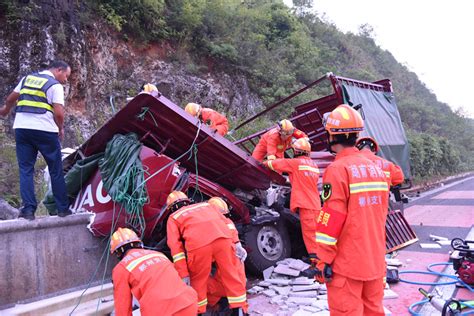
[256, 225, 283, 261]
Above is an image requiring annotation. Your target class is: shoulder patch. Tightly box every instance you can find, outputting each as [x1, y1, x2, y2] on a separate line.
[322, 183, 332, 202]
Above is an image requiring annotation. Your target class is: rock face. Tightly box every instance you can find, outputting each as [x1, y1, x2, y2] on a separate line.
[0, 198, 19, 220]
[0, 1, 263, 148]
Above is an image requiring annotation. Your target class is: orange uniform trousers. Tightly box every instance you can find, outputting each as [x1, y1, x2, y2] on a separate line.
[188, 238, 247, 313]
[327, 273, 385, 316]
[207, 261, 247, 312]
[298, 208, 318, 255]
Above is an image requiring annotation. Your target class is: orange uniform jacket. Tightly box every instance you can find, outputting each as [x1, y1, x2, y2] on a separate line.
[315, 147, 389, 280]
[252, 127, 307, 162]
[359, 149, 404, 186]
[265, 156, 321, 212]
[223, 216, 239, 243]
[201, 108, 229, 136]
[112, 249, 197, 316]
[167, 202, 234, 278]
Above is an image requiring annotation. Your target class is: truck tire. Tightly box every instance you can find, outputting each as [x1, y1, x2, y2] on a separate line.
[243, 220, 291, 275]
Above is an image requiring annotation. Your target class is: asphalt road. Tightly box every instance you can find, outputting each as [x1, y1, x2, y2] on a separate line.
[247, 175, 474, 315]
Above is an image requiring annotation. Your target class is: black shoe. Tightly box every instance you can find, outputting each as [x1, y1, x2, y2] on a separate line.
[18, 212, 35, 220]
[57, 210, 73, 217]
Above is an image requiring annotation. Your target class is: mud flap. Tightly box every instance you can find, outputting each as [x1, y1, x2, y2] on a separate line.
[385, 209, 418, 253]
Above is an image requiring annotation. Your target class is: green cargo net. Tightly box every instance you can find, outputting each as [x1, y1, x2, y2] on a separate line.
[99, 133, 149, 236]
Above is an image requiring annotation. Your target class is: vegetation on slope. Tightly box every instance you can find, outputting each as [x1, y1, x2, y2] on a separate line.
[1, 0, 473, 193]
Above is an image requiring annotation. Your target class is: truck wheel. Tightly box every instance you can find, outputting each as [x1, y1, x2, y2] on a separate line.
[244, 221, 291, 275]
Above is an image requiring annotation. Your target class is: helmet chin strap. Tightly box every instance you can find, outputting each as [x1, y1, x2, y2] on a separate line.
[327, 141, 338, 154]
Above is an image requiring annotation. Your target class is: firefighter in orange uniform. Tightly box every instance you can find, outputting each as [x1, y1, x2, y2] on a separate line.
[185, 102, 229, 136]
[263, 138, 322, 269]
[356, 136, 404, 186]
[314, 104, 390, 316]
[206, 197, 248, 312]
[251, 119, 308, 162]
[110, 227, 198, 316]
[166, 191, 248, 315]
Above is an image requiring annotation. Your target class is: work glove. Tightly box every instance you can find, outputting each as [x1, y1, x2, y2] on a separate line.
[182, 277, 190, 286]
[235, 242, 247, 262]
[312, 259, 333, 284]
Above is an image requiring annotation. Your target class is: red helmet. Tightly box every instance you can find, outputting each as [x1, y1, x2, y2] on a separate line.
[356, 136, 379, 154]
[324, 104, 364, 135]
[110, 228, 142, 254]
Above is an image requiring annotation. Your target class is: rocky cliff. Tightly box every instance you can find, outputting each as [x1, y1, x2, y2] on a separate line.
[0, 0, 263, 147]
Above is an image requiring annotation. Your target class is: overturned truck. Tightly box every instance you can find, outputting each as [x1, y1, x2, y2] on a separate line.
[62, 73, 417, 274]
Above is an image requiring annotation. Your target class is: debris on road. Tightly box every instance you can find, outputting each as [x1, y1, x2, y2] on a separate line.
[247, 258, 395, 315]
[419, 243, 442, 249]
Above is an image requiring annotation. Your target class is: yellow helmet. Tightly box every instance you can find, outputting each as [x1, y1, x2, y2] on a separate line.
[208, 197, 229, 215]
[110, 227, 142, 254]
[292, 138, 311, 155]
[142, 83, 158, 93]
[185, 103, 202, 117]
[166, 191, 190, 210]
[278, 119, 295, 136]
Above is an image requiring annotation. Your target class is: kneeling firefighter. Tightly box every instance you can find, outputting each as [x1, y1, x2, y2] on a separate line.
[110, 227, 198, 316]
[166, 191, 248, 315]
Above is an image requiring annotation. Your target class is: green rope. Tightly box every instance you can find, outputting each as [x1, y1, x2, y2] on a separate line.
[99, 133, 148, 237]
[136, 107, 158, 127]
[70, 118, 206, 314]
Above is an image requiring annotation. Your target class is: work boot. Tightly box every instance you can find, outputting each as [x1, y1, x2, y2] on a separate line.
[230, 308, 248, 316]
[57, 210, 73, 217]
[18, 211, 35, 221]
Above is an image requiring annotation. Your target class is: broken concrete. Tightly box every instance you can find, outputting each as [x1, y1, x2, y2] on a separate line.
[290, 277, 315, 285]
[292, 284, 320, 292]
[267, 279, 291, 286]
[287, 297, 316, 306]
[274, 264, 301, 277]
[271, 286, 292, 296]
[289, 259, 310, 271]
[263, 289, 278, 297]
[263, 266, 274, 280]
[247, 286, 264, 295]
[289, 291, 319, 298]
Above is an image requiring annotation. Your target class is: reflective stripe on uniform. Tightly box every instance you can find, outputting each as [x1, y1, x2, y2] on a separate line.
[19, 88, 46, 98]
[267, 160, 275, 171]
[349, 181, 388, 194]
[227, 223, 236, 230]
[198, 298, 208, 306]
[172, 252, 186, 263]
[173, 203, 209, 220]
[17, 99, 53, 111]
[227, 293, 247, 303]
[125, 253, 168, 272]
[315, 232, 337, 245]
[298, 165, 320, 173]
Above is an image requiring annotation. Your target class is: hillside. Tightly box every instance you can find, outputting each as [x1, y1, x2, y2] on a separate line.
[0, 0, 473, 206]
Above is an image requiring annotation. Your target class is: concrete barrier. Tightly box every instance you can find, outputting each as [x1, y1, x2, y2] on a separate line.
[0, 214, 117, 309]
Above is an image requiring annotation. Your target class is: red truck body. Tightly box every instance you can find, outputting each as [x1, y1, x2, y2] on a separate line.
[67, 73, 416, 272]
